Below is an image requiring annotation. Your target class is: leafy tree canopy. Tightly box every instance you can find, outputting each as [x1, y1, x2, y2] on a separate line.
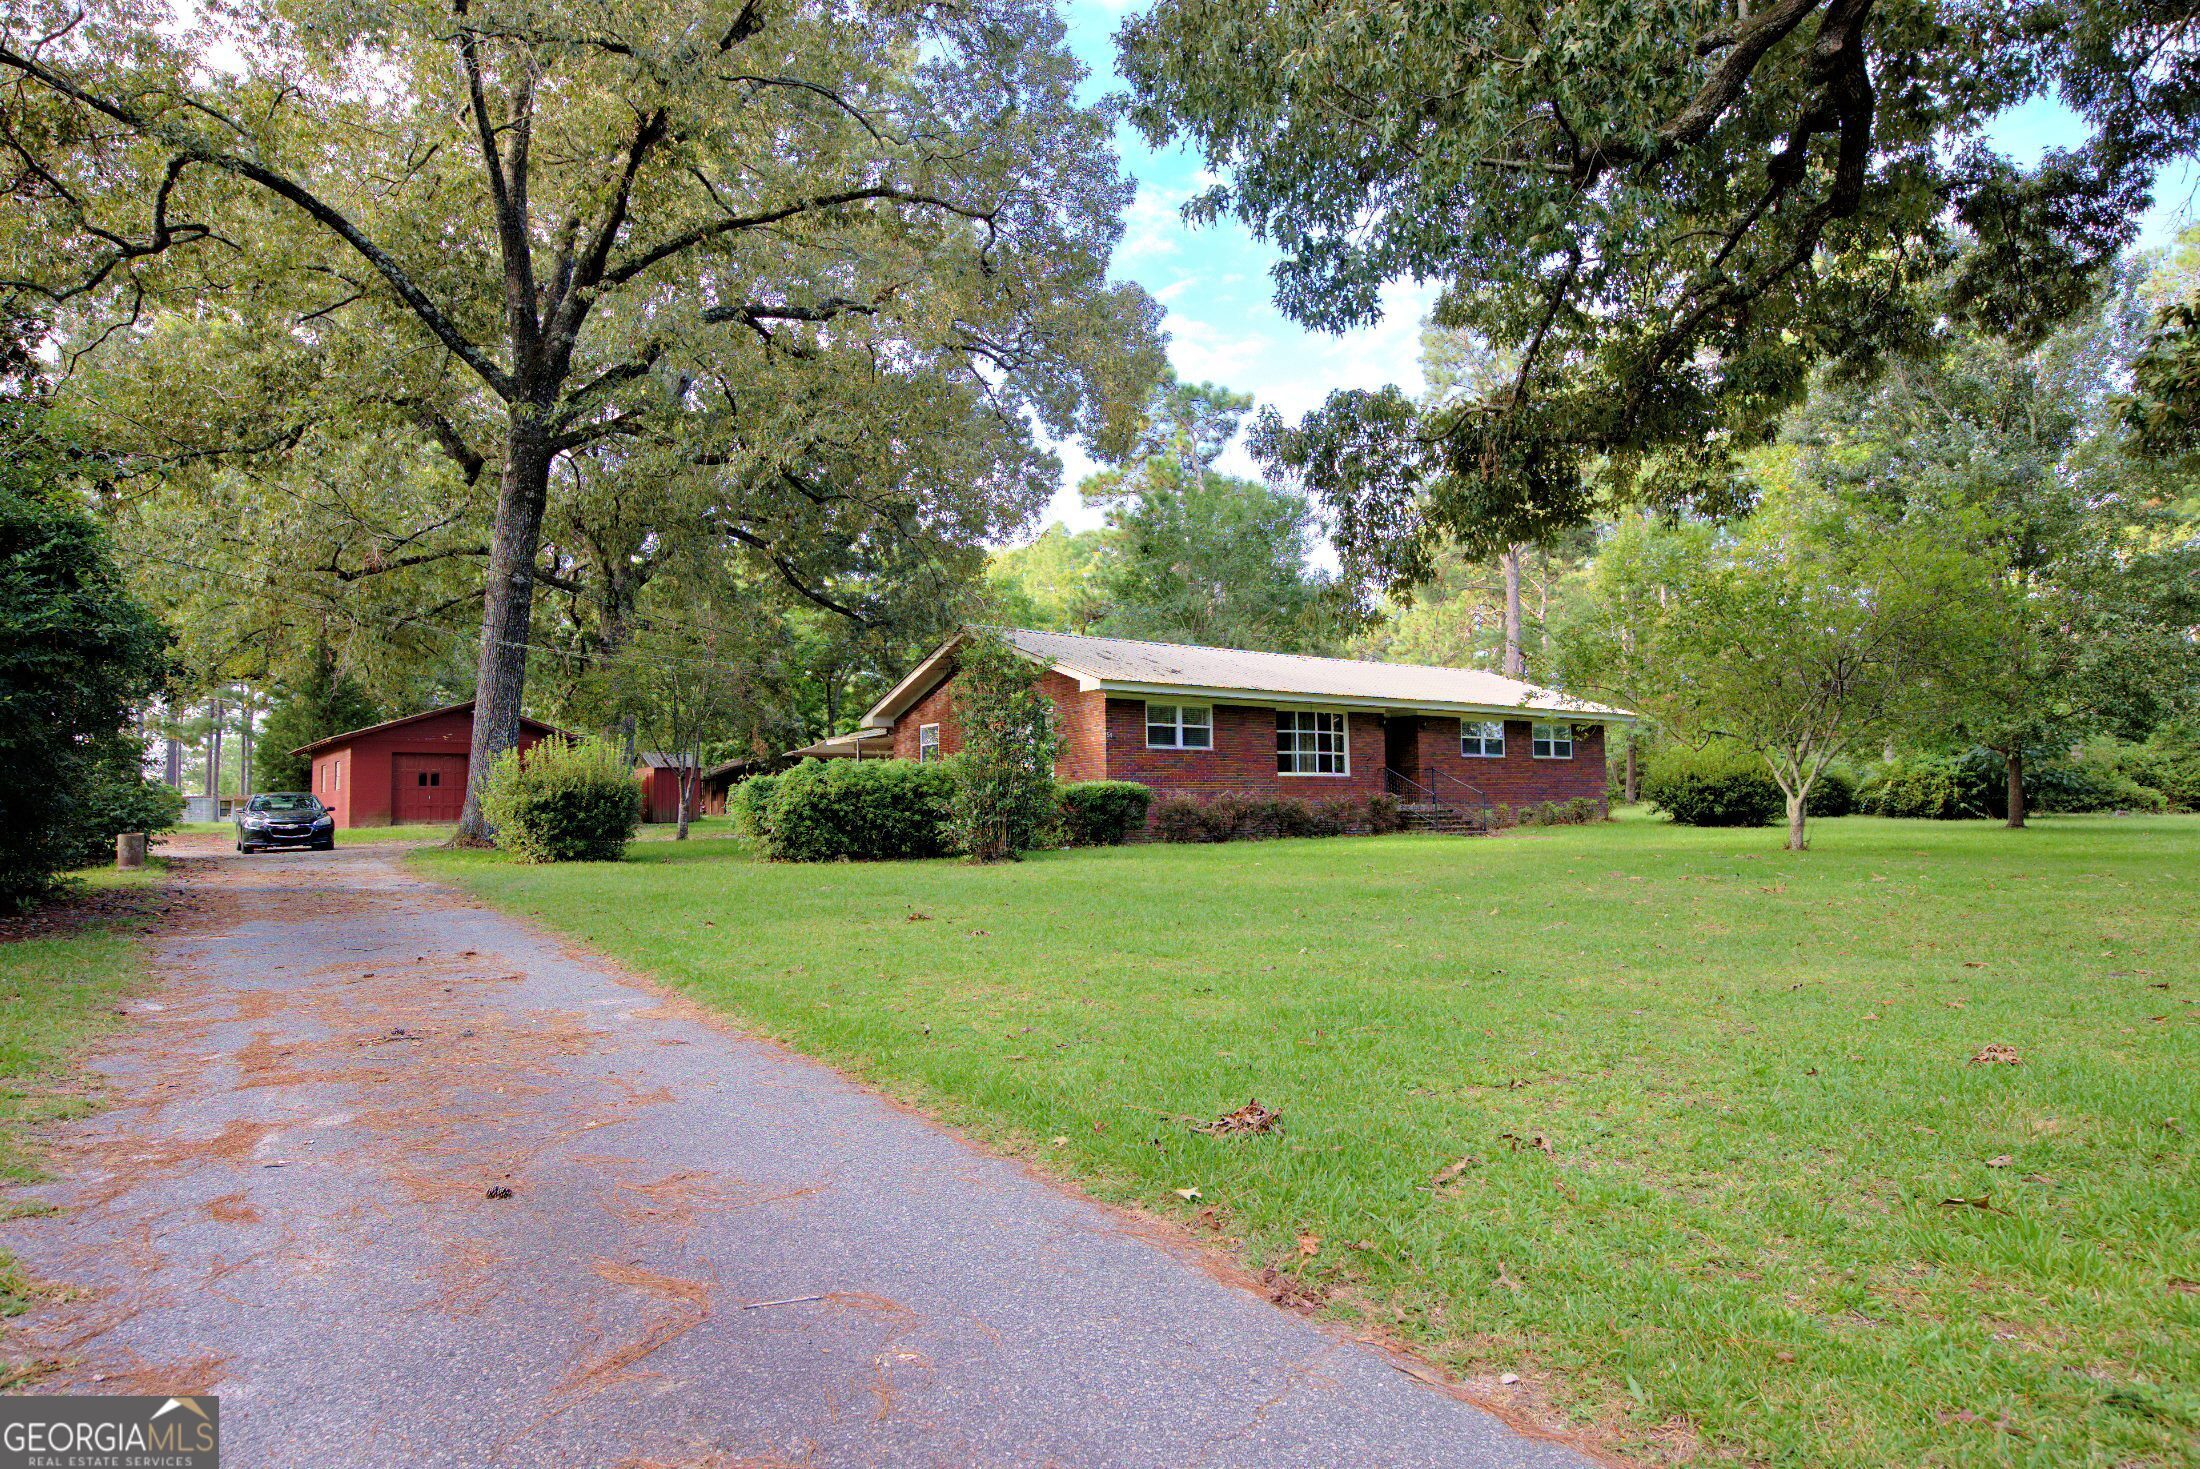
[986, 371, 1346, 651]
[3, 0, 1166, 834]
[1119, 0, 2199, 589]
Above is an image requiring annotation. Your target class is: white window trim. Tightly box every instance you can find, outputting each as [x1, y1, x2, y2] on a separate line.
[1276, 707, 1352, 777]
[1144, 701, 1214, 750]
[917, 723, 941, 762]
[1530, 722, 1575, 760]
[1459, 719, 1506, 758]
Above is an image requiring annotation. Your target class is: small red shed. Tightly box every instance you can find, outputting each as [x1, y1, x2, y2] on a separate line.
[633, 753, 720, 823]
[294, 701, 569, 828]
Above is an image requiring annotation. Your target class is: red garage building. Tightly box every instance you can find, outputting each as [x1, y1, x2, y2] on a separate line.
[295, 701, 569, 828]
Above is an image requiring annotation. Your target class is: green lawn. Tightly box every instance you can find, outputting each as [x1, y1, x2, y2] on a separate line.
[415, 815, 2200, 1466]
[171, 816, 728, 845]
[0, 864, 161, 1315]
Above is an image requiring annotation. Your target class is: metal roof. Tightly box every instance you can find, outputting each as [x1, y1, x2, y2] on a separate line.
[289, 700, 573, 757]
[865, 629, 1632, 725]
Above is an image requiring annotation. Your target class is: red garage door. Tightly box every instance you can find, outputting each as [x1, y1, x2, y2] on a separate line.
[392, 754, 468, 824]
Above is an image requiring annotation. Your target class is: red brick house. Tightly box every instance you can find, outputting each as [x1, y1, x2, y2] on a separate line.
[851, 629, 1633, 819]
[296, 701, 569, 828]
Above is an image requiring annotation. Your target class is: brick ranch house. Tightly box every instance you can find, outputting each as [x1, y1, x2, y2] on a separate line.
[296, 700, 570, 828]
[847, 629, 1633, 821]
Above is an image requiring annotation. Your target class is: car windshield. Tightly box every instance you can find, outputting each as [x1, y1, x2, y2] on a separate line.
[247, 794, 321, 814]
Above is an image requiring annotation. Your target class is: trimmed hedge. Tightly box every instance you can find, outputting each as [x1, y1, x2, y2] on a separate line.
[478, 736, 642, 863]
[1642, 747, 1783, 827]
[1057, 781, 1152, 846]
[759, 758, 956, 862]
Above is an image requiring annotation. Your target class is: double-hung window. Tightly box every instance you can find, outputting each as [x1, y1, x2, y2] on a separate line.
[1145, 703, 1213, 750]
[1531, 722, 1574, 759]
[918, 723, 941, 762]
[1276, 710, 1349, 775]
[1460, 719, 1506, 758]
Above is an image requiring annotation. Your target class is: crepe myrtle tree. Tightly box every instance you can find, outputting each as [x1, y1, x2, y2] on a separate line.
[1644, 494, 1998, 851]
[1119, 0, 2199, 594]
[1, 0, 1164, 840]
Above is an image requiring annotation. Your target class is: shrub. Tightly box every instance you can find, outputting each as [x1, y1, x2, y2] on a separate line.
[761, 758, 956, 862]
[0, 455, 172, 906]
[1153, 791, 1406, 843]
[1857, 754, 1992, 820]
[946, 633, 1061, 862]
[1311, 798, 1360, 836]
[2111, 728, 2200, 810]
[66, 744, 185, 865]
[2032, 761, 2166, 813]
[478, 735, 642, 862]
[1642, 746, 1783, 827]
[728, 771, 781, 841]
[1805, 768, 1857, 818]
[1150, 795, 1212, 843]
[1057, 781, 1152, 846]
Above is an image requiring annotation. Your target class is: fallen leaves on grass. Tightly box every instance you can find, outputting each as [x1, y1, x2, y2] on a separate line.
[1173, 1186, 1202, 1201]
[1939, 1193, 2009, 1215]
[1499, 1131, 1555, 1155]
[904, 912, 931, 922]
[1985, 1155, 2013, 1169]
[1256, 1266, 1322, 1313]
[1969, 1044, 2023, 1065]
[1197, 1097, 1281, 1136]
[1429, 1155, 1480, 1189]
[1295, 1232, 1321, 1258]
[2167, 1278, 2200, 1296]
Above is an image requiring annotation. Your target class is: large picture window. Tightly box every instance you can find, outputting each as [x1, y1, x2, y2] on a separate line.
[1277, 710, 1349, 775]
[1531, 722, 1574, 759]
[1460, 719, 1506, 758]
[918, 723, 941, 762]
[1145, 703, 1214, 750]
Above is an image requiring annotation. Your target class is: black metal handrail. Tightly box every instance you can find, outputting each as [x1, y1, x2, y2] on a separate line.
[1384, 767, 1436, 802]
[1430, 767, 1490, 809]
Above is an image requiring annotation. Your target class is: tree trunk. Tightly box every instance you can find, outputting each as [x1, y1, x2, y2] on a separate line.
[238, 690, 253, 798]
[619, 711, 637, 768]
[676, 766, 693, 841]
[456, 426, 555, 844]
[1501, 544, 1525, 678]
[1624, 732, 1638, 804]
[2004, 746, 2026, 829]
[1786, 790, 1808, 851]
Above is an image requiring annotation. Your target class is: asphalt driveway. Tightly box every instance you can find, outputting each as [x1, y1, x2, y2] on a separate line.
[3, 844, 1593, 1467]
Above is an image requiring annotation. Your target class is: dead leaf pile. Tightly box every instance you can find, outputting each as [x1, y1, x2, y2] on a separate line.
[1198, 1098, 1281, 1136]
[1969, 1044, 2023, 1066]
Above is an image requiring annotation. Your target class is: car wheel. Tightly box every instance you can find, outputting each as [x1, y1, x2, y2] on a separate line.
[313, 839, 334, 852]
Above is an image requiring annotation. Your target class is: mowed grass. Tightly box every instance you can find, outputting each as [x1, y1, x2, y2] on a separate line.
[173, 816, 729, 845]
[416, 815, 2200, 1466]
[0, 864, 160, 1314]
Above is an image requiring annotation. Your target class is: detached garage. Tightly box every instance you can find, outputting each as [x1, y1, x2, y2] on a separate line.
[295, 701, 569, 828]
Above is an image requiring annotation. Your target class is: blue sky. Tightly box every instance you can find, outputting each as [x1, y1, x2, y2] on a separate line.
[1031, 0, 2199, 533]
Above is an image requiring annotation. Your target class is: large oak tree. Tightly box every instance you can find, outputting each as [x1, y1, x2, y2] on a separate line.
[3, 0, 1162, 837]
[1119, 0, 2199, 590]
